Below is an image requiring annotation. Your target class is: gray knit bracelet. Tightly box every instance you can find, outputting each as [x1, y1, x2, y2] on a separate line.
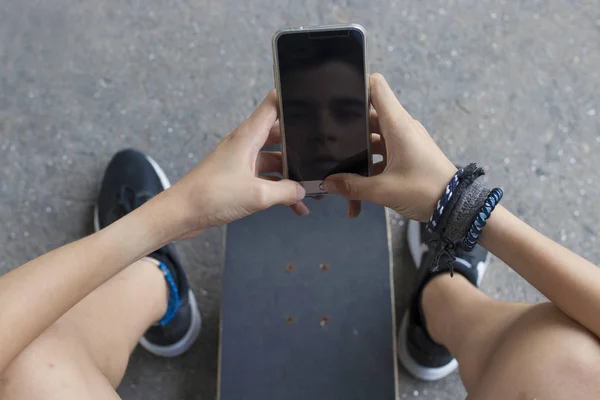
[441, 178, 489, 243]
[436, 164, 485, 240]
[428, 164, 491, 274]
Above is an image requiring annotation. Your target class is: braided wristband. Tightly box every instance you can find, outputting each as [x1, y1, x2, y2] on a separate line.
[427, 168, 464, 233]
[462, 188, 503, 251]
[143, 257, 180, 326]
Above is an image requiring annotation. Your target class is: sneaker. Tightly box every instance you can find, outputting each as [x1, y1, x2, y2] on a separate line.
[95, 148, 202, 357]
[397, 220, 491, 381]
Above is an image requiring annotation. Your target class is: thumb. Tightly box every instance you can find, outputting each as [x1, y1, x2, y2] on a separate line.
[324, 173, 377, 200]
[258, 179, 306, 207]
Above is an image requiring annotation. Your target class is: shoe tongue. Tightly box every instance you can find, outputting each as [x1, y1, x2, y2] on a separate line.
[449, 257, 479, 286]
[116, 186, 153, 217]
[428, 250, 479, 287]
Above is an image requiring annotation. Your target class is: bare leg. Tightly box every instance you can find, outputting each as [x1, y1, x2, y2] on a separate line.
[422, 274, 600, 399]
[0, 259, 167, 399]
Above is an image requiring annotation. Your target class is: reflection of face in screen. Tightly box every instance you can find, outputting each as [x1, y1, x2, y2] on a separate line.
[278, 30, 368, 181]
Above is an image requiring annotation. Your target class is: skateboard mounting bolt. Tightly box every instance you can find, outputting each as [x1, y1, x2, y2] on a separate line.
[286, 263, 294, 272]
[320, 316, 329, 327]
[319, 263, 329, 271]
[286, 315, 294, 323]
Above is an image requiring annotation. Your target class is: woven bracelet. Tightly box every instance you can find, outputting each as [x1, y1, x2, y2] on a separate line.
[427, 168, 464, 233]
[462, 188, 503, 251]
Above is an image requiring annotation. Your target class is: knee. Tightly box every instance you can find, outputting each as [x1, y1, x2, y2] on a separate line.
[473, 302, 600, 398]
[525, 303, 600, 374]
[0, 329, 83, 397]
[1, 323, 128, 391]
[0, 328, 122, 399]
[2, 325, 83, 378]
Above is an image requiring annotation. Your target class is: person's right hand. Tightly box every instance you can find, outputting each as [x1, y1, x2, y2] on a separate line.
[324, 73, 457, 222]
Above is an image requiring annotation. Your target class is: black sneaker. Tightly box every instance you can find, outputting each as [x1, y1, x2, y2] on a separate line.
[95, 149, 202, 357]
[397, 220, 490, 381]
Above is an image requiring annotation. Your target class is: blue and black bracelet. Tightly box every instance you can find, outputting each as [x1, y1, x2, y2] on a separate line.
[157, 261, 180, 326]
[462, 188, 503, 251]
[427, 168, 464, 233]
[425, 165, 503, 275]
[141, 257, 180, 326]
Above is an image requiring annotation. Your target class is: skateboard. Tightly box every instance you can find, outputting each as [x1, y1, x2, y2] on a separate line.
[219, 195, 398, 400]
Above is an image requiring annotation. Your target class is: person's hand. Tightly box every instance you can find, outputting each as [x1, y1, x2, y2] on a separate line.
[167, 90, 309, 238]
[324, 74, 457, 222]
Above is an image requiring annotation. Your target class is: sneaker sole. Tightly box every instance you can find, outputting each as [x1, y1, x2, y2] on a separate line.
[397, 312, 458, 381]
[139, 289, 203, 357]
[407, 219, 424, 267]
[406, 220, 491, 287]
[93, 155, 171, 232]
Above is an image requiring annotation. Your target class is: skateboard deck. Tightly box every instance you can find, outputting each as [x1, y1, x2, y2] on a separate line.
[219, 195, 397, 400]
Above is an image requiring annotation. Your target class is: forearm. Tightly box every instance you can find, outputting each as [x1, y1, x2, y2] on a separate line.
[481, 206, 600, 337]
[0, 190, 186, 373]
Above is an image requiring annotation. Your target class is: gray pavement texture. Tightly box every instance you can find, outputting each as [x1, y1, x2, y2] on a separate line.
[1, 0, 599, 399]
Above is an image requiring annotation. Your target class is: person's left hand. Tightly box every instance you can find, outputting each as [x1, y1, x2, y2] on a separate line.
[167, 90, 309, 239]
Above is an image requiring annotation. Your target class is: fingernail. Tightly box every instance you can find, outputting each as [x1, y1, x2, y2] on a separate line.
[297, 184, 306, 200]
[349, 209, 356, 219]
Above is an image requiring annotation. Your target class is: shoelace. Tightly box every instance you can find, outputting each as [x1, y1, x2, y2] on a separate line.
[427, 238, 457, 277]
[115, 186, 151, 217]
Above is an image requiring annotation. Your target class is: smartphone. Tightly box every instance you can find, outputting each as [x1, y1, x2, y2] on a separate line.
[272, 24, 371, 196]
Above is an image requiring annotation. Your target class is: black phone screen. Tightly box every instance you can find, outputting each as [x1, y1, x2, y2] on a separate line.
[276, 28, 369, 182]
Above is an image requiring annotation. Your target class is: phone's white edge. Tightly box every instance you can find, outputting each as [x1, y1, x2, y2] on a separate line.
[299, 180, 327, 196]
[271, 24, 372, 196]
[272, 29, 289, 180]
